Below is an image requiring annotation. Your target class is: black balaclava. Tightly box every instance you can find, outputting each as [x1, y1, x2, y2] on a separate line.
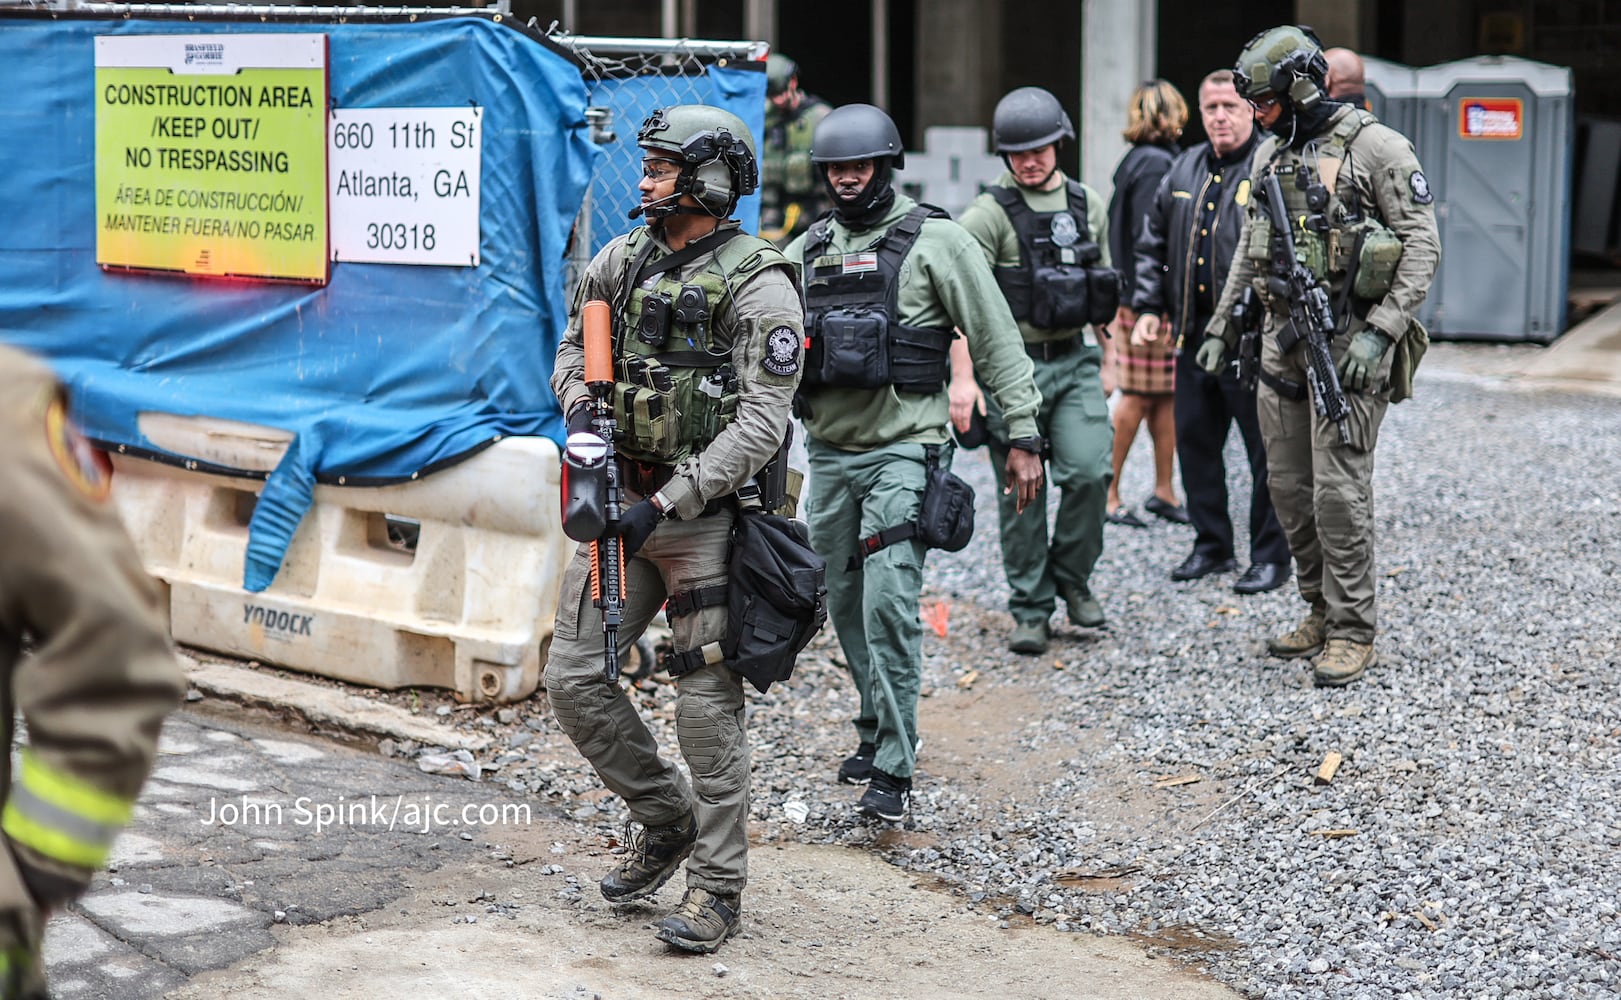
[825, 157, 898, 230]
[1268, 97, 1341, 150]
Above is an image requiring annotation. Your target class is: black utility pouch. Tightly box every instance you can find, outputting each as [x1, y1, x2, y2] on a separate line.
[814, 310, 890, 388]
[916, 445, 975, 552]
[1085, 266, 1121, 326]
[1032, 265, 1090, 330]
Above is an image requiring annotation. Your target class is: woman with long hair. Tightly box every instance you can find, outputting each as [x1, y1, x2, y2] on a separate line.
[1104, 79, 1190, 529]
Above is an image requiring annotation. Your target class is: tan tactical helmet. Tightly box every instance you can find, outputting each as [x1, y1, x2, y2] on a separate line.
[1233, 25, 1330, 111]
[637, 105, 759, 217]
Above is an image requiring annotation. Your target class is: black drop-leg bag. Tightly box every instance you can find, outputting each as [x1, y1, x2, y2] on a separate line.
[723, 511, 828, 693]
[915, 445, 975, 552]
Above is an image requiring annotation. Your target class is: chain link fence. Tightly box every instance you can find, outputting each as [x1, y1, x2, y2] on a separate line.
[541, 29, 767, 291]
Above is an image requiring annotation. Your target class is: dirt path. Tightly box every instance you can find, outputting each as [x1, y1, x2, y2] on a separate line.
[169, 832, 1238, 1000]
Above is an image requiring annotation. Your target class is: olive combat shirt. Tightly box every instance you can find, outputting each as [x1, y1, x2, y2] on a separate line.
[1206, 105, 1441, 348]
[956, 171, 1112, 346]
[785, 194, 1041, 450]
[552, 219, 805, 519]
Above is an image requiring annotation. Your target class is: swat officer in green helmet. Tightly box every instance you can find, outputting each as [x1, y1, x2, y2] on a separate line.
[760, 53, 831, 247]
[1199, 26, 1440, 687]
[785, 104, 1044, 822]
[956, 86, 1118, 655]
[545, 105, 804, 953]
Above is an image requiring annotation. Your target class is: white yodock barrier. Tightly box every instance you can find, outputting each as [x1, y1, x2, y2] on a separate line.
[109, 415, 569, 704]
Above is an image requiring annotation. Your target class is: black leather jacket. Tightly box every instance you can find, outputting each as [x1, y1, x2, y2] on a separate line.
[1130, 132, 1259, 346]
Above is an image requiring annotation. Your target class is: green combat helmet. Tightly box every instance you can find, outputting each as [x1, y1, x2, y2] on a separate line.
[636, 104, 759, 219]
[766, 53, 797, 99]
[1232, 25, 1330, 111]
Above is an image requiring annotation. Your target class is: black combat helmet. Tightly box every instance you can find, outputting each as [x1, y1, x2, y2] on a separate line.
[810, 103, 905, 169]
[810, 103, 906, 225]
[991, 87, 1074, 153]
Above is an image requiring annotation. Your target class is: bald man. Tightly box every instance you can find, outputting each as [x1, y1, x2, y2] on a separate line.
[1324, 47, 1368, 108]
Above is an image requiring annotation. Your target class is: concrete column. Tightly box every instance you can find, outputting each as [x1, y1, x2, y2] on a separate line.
[744, 0, 776, 48]
[1080, 0, 1156, 199]
[1296, 0, 1366, 49]
[915, 0, 1002, 137]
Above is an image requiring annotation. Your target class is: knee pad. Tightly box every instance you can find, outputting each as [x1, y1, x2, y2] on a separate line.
[675, 697, 745, 792]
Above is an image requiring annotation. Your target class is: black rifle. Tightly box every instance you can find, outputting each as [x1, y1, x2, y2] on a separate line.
[1259, 170, 1352, 444]
[582, 300, 626, 684]
[1232, 285, 1263, 391]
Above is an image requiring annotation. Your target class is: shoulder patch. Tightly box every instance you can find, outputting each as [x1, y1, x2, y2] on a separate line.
[761, 325, 802, 377]
[44, 396, 111, 502]
[1409, 170, 1434, 205]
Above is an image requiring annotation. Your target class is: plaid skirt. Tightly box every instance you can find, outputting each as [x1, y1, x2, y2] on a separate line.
[1116, 333, 1176, 395]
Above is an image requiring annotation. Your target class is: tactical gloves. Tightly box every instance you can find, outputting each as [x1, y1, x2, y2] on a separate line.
[1194, 336, 1228, 375]
[613, 498, 663, 557]
[1338, 329, 1392, 393]
[566, 400, 594, 436]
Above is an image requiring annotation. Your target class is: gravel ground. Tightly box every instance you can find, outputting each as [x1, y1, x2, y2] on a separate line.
[365, 348, 1619, 999]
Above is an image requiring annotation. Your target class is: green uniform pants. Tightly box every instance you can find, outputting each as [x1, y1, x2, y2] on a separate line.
[983, 346, 1113, 625]
[1255, 325, 1392, 644]
[806, 440, 929, 780]
[544, 509, 750, 895]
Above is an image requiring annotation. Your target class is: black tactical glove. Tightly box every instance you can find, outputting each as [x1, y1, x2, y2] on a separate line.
[612, 498, 663, 558]
[565, 400, 594, 436]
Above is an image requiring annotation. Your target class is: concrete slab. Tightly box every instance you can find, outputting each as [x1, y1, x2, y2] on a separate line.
[181, 655, 490, 752]
[79, 891, 261, 938]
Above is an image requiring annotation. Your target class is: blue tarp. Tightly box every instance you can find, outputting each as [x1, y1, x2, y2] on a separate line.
[0, 14, 763, 591]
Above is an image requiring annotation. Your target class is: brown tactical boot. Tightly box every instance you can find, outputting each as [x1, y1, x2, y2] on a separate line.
[655, 886, 743, 953]
[1313, 639, 1376, 687]
[599, 814, 697, 902]
[1266, 606, 1327, 659]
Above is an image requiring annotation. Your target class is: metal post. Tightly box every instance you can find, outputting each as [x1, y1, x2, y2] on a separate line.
[871, 0, 889, 110]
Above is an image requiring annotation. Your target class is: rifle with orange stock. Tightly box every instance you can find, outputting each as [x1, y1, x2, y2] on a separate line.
[559, 300, 626, 684]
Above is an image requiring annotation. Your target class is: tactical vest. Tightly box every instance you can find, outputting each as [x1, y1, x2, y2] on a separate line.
[611, 227, 788, 465]
[1246, 110, 1404, 302]
[762, 100, 828, 217]
[799, 205, 955, 394]
[988, 180, 1120, 331]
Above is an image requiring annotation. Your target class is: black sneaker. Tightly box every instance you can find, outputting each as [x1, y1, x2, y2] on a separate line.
[599, 814, 697, 902]
[837, 741, 877, 785]
[857, 769, 911, 823]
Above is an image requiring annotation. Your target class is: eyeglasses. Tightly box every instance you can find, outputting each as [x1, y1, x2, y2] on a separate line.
[1247, 94, 1280, 112]
[641, 160, 680, 181]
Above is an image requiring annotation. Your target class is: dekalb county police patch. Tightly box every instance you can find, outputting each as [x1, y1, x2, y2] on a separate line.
[1409, 170, 1434, 205]
[762, 325, 801, 377]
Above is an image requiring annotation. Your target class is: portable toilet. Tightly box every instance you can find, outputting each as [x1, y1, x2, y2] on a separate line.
[1362, 55, 1418, 141]
[1410, 56, 1573, 342]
